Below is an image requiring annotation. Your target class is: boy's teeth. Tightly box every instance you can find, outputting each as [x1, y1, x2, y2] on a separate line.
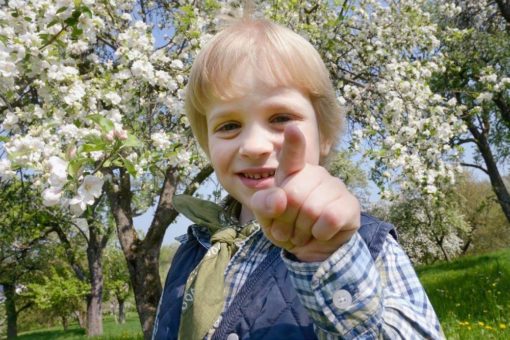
[243, 171, 274, 179]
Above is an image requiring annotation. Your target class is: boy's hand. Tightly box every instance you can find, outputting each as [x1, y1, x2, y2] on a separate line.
[250, 125, 360, 262]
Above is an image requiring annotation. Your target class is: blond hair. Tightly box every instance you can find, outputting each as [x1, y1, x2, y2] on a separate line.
[185, 15, 343, 160]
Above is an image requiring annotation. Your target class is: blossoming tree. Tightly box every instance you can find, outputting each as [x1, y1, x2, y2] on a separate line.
[430, 0, 510, 223]
[2, 0, 508, 337]
[1, 0, 213, 336]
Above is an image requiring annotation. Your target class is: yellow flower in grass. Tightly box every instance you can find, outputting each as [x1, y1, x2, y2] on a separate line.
[500, 324, 507, 330]
[478, 321, 485, 326]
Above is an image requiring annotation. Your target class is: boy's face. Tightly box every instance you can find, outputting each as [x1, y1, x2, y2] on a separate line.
[206, 76, 330, 217]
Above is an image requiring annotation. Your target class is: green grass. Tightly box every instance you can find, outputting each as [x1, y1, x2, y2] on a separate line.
[417, 248, 510, 339]
[17, 314, 142, 340]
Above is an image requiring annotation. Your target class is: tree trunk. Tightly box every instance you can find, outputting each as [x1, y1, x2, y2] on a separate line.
[62, 316, 69, 331]
[86, 225, 104, 336]
[467, 120, 510, 223]
[118, 298, 126, 324]
[105, 165, 212, 340]
[74, 310, 86, 328]
[4, 283, 17, 340]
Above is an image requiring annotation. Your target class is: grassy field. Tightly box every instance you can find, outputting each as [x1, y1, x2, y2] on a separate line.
[13, 248, 510, 339]
[17, 314, 142, 340]
[417, 248, 510, 339]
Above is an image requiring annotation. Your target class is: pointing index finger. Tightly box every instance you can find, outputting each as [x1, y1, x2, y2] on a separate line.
[275, 125, 306, 184]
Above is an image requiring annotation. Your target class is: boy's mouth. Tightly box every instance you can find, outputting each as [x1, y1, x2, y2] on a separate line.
[240, 170, 275, 179]
[237, 168, 276, 189]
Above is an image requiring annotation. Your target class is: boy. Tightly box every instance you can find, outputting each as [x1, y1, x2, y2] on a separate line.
[153, 10, 443, 340]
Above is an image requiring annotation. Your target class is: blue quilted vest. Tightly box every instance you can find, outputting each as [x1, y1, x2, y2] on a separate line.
[153, 213, 396, 339]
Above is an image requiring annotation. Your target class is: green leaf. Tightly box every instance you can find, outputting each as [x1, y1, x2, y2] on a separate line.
[82, 142, 106, 153]
[38, 33, 51, 44]
[88, 114, 114, 133]
[47, 19, 60, 28]
[56, 6, 68, 14]
[71, 27, 83, 39]
[64, 10, 82, 26]
[81, 6, 92, 18]
[68, 157, 87, 178]
[121, 134, 141, 148]
[121, 157, 137, 177]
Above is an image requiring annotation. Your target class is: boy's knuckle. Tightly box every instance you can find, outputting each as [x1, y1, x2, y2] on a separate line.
[322, 206, 341, 227]
[302, 202, 321, 219]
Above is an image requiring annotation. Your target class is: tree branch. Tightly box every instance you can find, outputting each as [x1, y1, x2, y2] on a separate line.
[493, 95, 510, 129]
[495, 0, 510, 24]
[16, 302, 34, 317]
[144, 163, 213, 248]
[49, 224, 88, 282]
[461, 162, 489, 175]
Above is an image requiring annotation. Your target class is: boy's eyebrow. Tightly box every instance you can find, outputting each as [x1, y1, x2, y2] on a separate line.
[261, 102, 300, 114]
[260, 93, 308, 113]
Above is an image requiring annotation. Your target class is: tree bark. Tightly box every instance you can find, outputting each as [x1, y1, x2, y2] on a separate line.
[466, 119, 510, 223]
[105, 164, 213, 340]
[85, 223, 105, 336]
[118, 298, 126, 324]
[4, 283, 17, 340]
[62, 316, 69, 331]
[74, 310, 86, 328]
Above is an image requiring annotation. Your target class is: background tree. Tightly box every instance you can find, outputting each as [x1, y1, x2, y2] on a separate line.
[374, 191, 469, 264]
[25, 267, 89, 331]
[430, 0, 510, 222]
[0, 178, 56, 339]
[103, 245, 131, 324]
[456, 172, 510, 254]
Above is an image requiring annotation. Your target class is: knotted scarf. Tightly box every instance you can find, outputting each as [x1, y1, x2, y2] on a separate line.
[173, 195, 258, 340]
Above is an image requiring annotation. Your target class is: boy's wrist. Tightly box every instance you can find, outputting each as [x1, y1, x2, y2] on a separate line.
[284, 233, 355, 263]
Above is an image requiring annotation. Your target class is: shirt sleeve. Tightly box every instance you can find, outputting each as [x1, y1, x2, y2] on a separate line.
[282, 232, 444, 339]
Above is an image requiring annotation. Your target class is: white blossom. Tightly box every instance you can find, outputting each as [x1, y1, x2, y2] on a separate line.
[42, 187, 62, 206]
[47, 156, 68, 188]
[475, 92, 493, 103]
[105, 92, 122, 105]
[151, 132, 172, 149]
[0, 159, 16, 180]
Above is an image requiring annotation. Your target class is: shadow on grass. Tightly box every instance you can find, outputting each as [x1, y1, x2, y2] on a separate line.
[18, 326, 86, 340]
[416, 253, 501, 276]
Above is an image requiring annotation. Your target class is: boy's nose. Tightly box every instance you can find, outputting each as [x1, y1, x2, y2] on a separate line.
[238, 125, 275, 159]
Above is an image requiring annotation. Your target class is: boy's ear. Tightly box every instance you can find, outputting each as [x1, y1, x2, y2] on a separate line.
[320, 139, 332, 157]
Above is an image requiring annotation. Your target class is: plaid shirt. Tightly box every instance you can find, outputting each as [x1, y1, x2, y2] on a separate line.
[179, 221, 443, 339]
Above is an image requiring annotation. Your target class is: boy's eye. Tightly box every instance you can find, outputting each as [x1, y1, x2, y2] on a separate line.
[216, 122, 240, 133]
[270, 114, 293, 124]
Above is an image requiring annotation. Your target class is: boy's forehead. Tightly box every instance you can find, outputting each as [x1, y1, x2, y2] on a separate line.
[206, 84, 312, 119]
[205, 62, 305, 110]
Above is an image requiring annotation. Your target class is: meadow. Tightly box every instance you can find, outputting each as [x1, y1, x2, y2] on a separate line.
[417, 248, 510, 339]
[14, 248, 510, 339]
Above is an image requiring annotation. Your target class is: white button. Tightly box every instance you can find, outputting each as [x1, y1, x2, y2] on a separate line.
[333, 289, 352, 309]
[227, 333, 239, 340]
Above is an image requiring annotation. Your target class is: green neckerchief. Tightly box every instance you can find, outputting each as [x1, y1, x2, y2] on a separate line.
[174, 194, 258, 340]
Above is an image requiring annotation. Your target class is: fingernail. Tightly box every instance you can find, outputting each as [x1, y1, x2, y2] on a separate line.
[265, 191, 278, 212]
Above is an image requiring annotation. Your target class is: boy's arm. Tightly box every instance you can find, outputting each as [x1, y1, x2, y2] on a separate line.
[282, 233, 444, 339]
